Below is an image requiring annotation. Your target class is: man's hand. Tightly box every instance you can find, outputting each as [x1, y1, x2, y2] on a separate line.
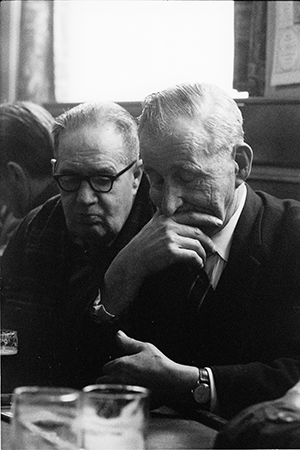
[101, 209, 221, 317]
[96, 330, 198, 405]
[121, 209, 221, 276]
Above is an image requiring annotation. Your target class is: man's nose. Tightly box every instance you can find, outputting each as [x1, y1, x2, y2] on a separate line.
[76, 180, 97, 204]
[160, 183, 183, 216]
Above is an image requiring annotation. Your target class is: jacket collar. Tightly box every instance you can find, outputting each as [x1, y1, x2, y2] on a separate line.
[218, 184, 265, 293]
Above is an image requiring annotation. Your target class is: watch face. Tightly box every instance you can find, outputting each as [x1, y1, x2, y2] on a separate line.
[193, 384, 210, 404]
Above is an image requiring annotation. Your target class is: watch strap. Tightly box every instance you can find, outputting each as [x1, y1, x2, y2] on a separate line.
[192, 367, 211, 406]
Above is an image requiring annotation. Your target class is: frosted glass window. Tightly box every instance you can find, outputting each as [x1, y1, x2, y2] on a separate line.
[54, 0, 244, 102]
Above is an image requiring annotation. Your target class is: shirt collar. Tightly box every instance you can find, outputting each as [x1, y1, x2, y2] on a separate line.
[211, 183, 247, 262]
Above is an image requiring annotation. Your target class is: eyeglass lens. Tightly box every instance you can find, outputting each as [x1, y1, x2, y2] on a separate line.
[57, 175, 113, 192]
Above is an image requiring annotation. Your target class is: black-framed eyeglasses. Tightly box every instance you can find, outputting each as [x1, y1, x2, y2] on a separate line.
[53, 160, 136, 193]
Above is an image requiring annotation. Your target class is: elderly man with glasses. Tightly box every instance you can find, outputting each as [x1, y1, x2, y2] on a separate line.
[1, 101, 154, 392]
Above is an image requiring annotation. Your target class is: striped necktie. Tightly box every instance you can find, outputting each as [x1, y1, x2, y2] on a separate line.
[188, 268, 211, 314]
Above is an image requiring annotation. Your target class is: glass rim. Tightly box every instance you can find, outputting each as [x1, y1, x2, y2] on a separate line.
[13, 386, 81, 402]
[82, 384, 149, 399]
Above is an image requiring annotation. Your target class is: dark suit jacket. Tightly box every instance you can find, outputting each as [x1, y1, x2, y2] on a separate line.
[130, 185, 300, 419]
[1, 175, 155, 392]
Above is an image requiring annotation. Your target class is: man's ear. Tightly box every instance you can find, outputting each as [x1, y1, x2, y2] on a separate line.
[6, 161, 30, 217]
[234, 144, 253, 187]
[7, 161, 27, 187]
[132, 159, 143, 190]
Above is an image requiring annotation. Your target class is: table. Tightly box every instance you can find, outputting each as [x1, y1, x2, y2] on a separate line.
[147, 409, 219, 449]
[1, 406, 220, 449]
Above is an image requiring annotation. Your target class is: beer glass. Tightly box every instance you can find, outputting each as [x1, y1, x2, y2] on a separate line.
[82, 384, 149, 450]
[1, 329, 18, 355]
[11, 386, 82, 450]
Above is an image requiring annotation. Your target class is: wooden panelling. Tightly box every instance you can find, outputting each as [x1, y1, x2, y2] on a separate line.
[238, 99, 300, 168]
[43, 102, 142, 119]
[238, 99, 300, 201]
[249, 166, 300, 201]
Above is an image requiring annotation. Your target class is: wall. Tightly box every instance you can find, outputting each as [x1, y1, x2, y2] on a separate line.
[0, 1, 21, 103]
[265, 1, 300, 99]
[244, 1, 300, 201]
[238, 99, 300, 201]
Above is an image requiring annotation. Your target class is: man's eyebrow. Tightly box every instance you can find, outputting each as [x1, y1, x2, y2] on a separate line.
[171, 161, 203, 172]
[180, 163, 202, 172]
[95, 167, 116, 175]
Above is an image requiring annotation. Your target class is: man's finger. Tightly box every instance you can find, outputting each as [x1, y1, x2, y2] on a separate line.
[116, 330, 145, 355]
[173, 211, 223, 228]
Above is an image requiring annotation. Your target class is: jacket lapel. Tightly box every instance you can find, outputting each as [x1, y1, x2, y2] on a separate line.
[216, 185, 266, 303]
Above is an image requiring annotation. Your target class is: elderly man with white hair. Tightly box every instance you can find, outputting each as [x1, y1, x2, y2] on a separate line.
[96, 82, 300, 421]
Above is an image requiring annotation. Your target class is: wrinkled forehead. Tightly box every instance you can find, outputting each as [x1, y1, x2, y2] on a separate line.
[140, 115, 210, 156]
[55, 121, 126, 154]
[58, 124, 126, 154]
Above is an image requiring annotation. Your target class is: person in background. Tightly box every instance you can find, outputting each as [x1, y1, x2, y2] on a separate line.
[0, 201, 19, 257]
[1, 101, 154, 392]
[214, 378, 300, 449]
[95, 82, 300, 420]
[0, 101, 58, 255]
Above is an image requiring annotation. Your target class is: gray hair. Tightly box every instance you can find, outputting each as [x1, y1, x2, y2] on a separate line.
[0, 101, 55, 178]
[138, 82, 244, 156]
[53, 102, 139, 163]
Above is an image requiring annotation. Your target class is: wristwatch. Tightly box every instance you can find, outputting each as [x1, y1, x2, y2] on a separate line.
[192, 368, 211, 406]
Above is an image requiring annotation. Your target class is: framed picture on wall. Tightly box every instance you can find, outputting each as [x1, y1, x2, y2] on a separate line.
[271, 1, 300, 86]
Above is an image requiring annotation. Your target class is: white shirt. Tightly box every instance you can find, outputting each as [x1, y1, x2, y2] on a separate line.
[205, 182, 247, 289]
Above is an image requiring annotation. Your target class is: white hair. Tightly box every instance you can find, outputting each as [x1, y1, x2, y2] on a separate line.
[138, 82, 244, 157]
